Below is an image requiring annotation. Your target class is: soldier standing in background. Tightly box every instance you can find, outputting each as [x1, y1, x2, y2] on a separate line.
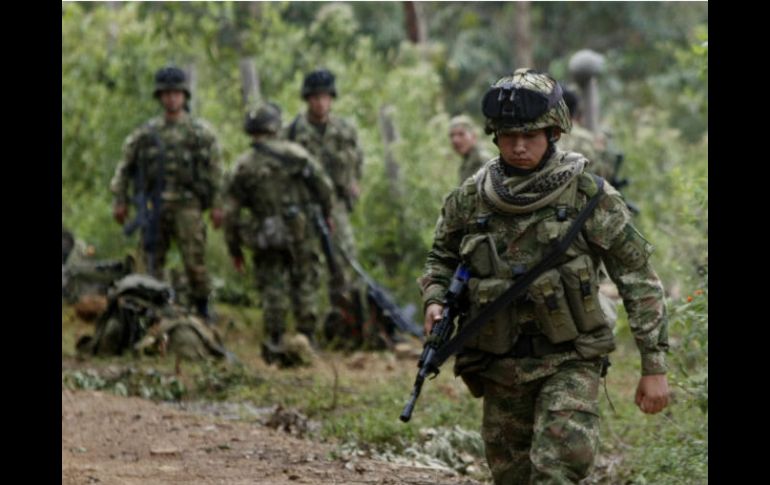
[224, 102, 334, 365]
[110, 66, 223, 321]
[284, 69, 368, 347]
[449, 114, 492, 183]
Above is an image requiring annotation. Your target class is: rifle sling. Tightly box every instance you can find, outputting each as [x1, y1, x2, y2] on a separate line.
[431, 176, 605, 367]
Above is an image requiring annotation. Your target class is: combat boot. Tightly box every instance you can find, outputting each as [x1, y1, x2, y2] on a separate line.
[194, 297, 215, 326]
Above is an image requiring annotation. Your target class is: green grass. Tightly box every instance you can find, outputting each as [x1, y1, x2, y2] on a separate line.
[63, 291, 707, 483]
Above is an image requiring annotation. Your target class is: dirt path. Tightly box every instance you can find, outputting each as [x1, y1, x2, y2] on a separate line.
[62, 389, 482, 485]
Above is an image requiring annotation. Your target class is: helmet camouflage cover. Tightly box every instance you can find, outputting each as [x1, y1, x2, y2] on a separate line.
[301, 68, 337, 98]
[153, 66, 191, 99]
[482, 68, 572, 135]
[244, 102, 283, 135]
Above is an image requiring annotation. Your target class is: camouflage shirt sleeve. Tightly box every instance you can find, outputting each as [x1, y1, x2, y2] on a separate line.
[334, 117, 364, 196]
[110, 126, 144, 206]
[419, 186, 473, 311]
[302, 152, 335, 219]
[222, 160, 246, 259]
[583, 178, 669, 375]
[194, 121, 224, 210]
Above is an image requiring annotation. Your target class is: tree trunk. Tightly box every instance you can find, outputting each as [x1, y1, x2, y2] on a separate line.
[378, 105, 401, 196]
[106, 1, 120, 53]
[403, 2, 427, 44]
[247, 2, 261, 20]
[378, 105, 404, 275]
[514, 2, 534, 68]
[184, 64, 197, 114]
[239, 58, 261, 108]
[582, 77, 601, 133]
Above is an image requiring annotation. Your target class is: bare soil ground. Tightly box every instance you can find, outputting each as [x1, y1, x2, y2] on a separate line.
[62, 388, 482, 485]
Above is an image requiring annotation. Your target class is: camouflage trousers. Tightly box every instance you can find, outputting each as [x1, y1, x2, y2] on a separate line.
[253, 245, 322, 339]
[323, 199, 370, 342]
[480, 359, 602, 485]
[140, 200, 210, 300]
[328, 199, 358, 290]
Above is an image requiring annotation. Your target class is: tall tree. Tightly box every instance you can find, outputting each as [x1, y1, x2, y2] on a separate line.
[239, 58, 261, 108]
[514, 1, 534, 68]
[403, 2, 427, 44]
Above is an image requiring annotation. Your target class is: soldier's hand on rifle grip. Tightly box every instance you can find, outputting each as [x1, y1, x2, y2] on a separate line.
[232, 255, 244, 273]
[210, 208, 224, 229]
[113, 204, 127, 225]
[424, 303, 444, 337]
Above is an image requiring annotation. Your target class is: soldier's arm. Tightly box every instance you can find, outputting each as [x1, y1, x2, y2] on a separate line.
[305, 154, 335, 219]
[348, 123, 364, 184]
[331, 119, 364, 204]
[198, 125, 224, 211]
[221, 170, 244, 260]
[583, 182, 669, 376]
[110, 129, 142, 206]
[419, 189, 469, 313]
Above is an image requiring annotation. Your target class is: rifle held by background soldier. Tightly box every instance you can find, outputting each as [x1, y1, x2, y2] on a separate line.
[610, 153, 640, 215]
[123, 131, 166, 274]
[312, 212, 423, 338]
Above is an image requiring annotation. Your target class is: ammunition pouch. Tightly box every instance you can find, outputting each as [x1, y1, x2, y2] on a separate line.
[558, 254, 610, 333]
[528, 269, 579, 344]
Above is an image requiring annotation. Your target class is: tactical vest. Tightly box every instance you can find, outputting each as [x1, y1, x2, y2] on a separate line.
[137, 119, 213, 207]
[457, 161, 615, 357]
[287, 115, 358, 205]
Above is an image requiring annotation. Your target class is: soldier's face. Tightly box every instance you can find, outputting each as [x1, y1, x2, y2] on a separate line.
[159, 90, 186, 113]
[449, 127, 477, 156]
[307, 92, 333, 121]
[497, 129, 549, 169]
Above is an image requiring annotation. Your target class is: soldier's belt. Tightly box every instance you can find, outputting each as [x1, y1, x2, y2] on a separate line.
[509, 334, 575, 358]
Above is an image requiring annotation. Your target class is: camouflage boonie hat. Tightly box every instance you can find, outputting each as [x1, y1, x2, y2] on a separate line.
[153, 66, 191, 99]
[482, 68, 572, 135]
[244, 102, 283, 135]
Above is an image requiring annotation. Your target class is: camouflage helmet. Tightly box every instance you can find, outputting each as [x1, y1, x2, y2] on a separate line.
[481, 68, 572, 135]
[153, 66, 191, 99]
[301, 69, 337, 98]
[244, 102, 282, 135]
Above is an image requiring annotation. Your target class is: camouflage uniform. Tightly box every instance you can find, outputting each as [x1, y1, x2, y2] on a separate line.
[76, 274, 227, 361]
[224, 103, 334, 346]
[420, 69, 668, 484]
[285, 69, 366, 343]
[110, 68, 222, 315]
[559, 123, 615, 180]
[285, 112, 362, 264]
[450, 115, 492, 183]
[559, 87, 615, 182]
[459, 144, 493, 183]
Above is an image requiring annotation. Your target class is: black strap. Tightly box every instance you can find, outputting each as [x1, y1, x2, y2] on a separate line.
[432, 176, 605, 366]
[288, 115, 300, 141]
